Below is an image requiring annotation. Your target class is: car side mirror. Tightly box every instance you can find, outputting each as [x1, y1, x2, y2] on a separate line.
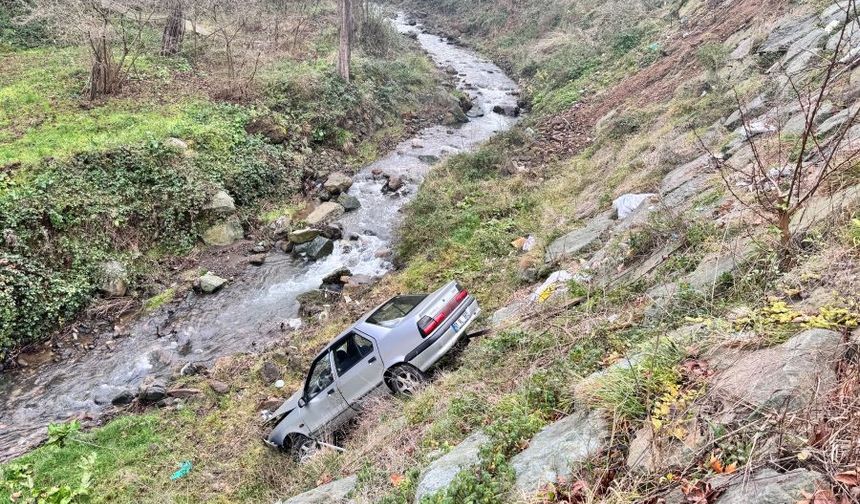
[298, 397, 307, 408]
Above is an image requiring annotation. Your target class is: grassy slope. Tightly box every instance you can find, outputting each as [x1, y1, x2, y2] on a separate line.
[5, 0, 860, 503]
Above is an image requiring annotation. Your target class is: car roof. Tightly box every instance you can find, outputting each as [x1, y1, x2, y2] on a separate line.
[314, 299, 399, 358]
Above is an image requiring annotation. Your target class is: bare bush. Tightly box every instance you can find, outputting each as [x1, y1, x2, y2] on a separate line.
[20, 0, 158, 99]
[706, 1, 860, 257]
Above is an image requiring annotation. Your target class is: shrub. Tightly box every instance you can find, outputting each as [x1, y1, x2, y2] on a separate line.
[696, 42, 728, 74]
[0, 254, 92, 358]
[359, 11, 403, 58]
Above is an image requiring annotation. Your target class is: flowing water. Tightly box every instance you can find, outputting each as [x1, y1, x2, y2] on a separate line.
[0, 14, 520, 462]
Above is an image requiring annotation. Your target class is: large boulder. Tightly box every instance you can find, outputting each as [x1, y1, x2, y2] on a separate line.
[202, 190, 236, 216]
[305, 202, 344, 227]
[202, 217, 244, 246]
[337, 193, 361, 212]
[98, 260, 128, 298]
[414, 431, 489, 502]
[138, 377, 167, 404]
[294, 236, 334, 261]
[711, 329, 844, 412]
[323, 172, 353, 194]
[277, 475, 357, 504]
[626, 418, 705, 472]
[245, 116, 287, 144]
[714, 468, 823, 504]
[683, 237, 754, 291]
[198, 272, 228, 294]
[289, 228, 320, 244]
[544, 210, 615, 265]
[510, 409, 608, 498]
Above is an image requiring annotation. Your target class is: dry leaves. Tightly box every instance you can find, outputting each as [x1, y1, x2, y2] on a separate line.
[681, 480, 720, 504]
[796, 486, 847, 504]
[705, 455, 737, 475]
[834, 470, 858, 487]
[389, 473, 405, 487]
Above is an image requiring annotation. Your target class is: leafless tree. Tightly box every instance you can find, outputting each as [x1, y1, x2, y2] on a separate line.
[706, 1, 860, 256]
[20, 0, 157, 100]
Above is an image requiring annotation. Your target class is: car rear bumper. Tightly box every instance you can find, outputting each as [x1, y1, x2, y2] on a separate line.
[408, 297, 481, 372]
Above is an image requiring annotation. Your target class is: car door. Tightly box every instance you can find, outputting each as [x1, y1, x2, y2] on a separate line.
[332, 332, 385, 409]
[302, 350, 349, 436]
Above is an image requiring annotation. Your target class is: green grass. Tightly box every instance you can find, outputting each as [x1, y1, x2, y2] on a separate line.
[1, 415, 173, 503]
[0, 47, 212, 166]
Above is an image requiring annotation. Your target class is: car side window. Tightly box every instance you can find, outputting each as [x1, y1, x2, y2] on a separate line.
[305, 352, 334, 399]
[333, 333, 375, 376]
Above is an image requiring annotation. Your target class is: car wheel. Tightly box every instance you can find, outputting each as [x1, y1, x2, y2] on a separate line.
[291, 435, 319, 463]
[387, 364, 427, 396]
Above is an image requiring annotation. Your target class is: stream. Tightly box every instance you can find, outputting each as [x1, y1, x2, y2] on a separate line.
[0, 13, 521, 462]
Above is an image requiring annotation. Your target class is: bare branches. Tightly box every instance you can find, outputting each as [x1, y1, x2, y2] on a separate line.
[709, 0, 860, 256]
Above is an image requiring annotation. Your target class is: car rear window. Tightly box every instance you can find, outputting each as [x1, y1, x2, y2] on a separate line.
[367, 295, 426, 328]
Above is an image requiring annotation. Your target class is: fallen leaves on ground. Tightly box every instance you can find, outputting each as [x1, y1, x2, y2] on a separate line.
[705, 454, 736, 475]
[681, 479, 720, 503]
[389, 473, 405, 487]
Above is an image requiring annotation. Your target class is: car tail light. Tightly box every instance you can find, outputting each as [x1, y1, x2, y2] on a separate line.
[418, 288, 469, 337]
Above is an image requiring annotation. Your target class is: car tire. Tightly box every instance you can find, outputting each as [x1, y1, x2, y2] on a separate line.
[290, 434, 319, 463]
[386, 364, 427, 396]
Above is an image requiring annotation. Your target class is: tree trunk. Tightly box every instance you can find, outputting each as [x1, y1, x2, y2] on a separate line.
[89, 33, 117, 100]
[161, 0, 185, 56]
[337, 0, 353, 82]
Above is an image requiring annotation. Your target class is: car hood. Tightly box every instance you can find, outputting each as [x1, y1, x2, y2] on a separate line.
[271, 389, 302, 418]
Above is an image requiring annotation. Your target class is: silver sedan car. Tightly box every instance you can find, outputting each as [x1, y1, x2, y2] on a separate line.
[264, 280, 480, 461]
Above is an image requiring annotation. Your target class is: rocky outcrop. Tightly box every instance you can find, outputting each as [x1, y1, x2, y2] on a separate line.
[714, 468, 823, 504]
[277, 476, 357, 504]
[626, 418, 705, 472]
[510, 409, 607, 498]
[245, 116, 287, 144]
[98, 260, 128, 298]
[202, 217, 244, 246]
[711, 329, 844, 412]
[138, 377, 167, 404]
[414, 431, 489, 502]
[544, 210, 615, 265]
[202, 190, 236, 216]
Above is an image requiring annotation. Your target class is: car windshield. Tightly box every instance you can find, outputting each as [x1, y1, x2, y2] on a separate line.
[366, 295, 426, 328]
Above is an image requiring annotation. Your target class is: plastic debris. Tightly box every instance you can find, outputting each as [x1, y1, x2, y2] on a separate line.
[170, 461, 192, 481]
[612, 193, 656, 220]
[530, 270, 573, 303]
[522, 235, 536, 252]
